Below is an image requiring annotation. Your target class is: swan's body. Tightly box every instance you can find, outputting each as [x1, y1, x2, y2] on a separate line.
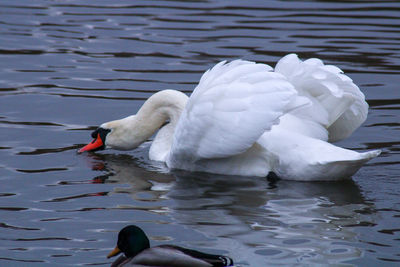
[80, 54, 380, 181]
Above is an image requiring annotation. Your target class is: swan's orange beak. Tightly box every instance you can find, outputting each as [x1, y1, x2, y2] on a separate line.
[107, 246, 121, 258]
[78, 133, 104, 153]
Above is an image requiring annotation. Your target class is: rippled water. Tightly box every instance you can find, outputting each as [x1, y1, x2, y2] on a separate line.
[1, 0, 399, 266]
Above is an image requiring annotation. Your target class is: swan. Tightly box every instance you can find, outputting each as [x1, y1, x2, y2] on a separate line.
[79, 54, 380, 181]
[107, 225, 233, 267]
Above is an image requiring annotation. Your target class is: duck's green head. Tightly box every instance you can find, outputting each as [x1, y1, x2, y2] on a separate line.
[107, 225, 150, 259]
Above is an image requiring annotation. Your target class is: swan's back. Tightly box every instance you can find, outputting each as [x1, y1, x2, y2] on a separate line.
[165, 54, 379, 180]
[167, 59, 304, 173]
[275, 54, 368, 142]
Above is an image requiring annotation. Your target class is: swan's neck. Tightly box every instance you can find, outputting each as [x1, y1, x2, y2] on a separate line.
[145, 90, 188, 161]
[137, 89, 188, 131]
[103, 90, 188, 152]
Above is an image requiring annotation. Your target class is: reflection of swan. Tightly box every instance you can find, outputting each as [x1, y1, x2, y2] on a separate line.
[79, 54, 380, 181]
[87, 155, 375, 266]
[83, 147, 174, 203]
[169, 172, 373, 266]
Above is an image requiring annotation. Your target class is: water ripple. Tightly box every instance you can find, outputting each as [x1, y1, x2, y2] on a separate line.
[0, 0, 399, 266]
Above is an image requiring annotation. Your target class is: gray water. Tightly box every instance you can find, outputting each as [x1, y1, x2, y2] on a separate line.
[0, 0, 399, 266]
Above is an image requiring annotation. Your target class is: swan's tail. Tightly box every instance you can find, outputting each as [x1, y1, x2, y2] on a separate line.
[306, 149, 381, 181]
[357, 149, 382, 161]
[261, 130, 381, 181]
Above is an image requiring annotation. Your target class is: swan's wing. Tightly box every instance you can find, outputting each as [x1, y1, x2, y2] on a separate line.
[169, 60, 301, 163]
[275, 54, 368, 142]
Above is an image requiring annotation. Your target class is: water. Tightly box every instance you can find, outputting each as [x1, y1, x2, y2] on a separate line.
[0, 0, 399, 266]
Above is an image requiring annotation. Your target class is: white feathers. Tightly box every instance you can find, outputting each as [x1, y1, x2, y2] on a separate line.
[165, 54, 379, 180]
[168, 60, 299, 164]
[275, 54, 368, 142]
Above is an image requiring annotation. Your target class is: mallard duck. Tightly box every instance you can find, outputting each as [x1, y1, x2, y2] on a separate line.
[107, 225, 234, 267]
[79, 54, 380, 181]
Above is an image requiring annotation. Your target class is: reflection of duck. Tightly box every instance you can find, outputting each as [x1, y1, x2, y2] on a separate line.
[79, 54, 380, 181]
[107, 225, 234, 267]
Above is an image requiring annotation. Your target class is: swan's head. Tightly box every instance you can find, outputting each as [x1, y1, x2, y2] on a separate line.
[78, 127, 111, 153]
[78, 115, 149, 153]
[78, 90, 188, 154]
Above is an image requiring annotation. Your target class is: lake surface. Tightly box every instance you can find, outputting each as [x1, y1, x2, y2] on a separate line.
[0, 0, 399, 266]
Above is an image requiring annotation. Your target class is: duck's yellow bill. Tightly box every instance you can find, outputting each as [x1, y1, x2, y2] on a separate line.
[107, 246, 121, 258]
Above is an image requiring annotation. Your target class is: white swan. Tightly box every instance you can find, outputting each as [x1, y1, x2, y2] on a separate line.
[79, 54, 380, 181]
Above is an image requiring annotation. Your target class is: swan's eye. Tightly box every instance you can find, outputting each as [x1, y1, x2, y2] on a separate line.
[91, 128, 111, 140]
[91, 129, 99, 139]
